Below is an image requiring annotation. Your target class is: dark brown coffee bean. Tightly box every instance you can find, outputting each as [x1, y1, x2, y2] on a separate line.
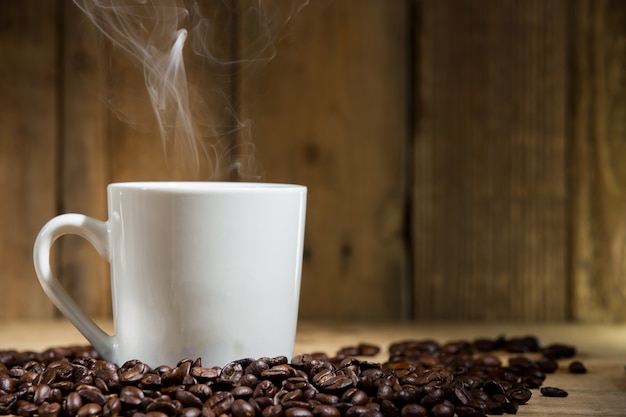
[262, 364, 298, 380]
[312, 404, 340, 417]
[189, 367, 220, 382]
[16, 399, 38, 417]
[536, 357, 559, 373]
[345, 405, 369, 417]
[356, 343, 380, 357]
[231, 399, 256, 417]
[145, 411, 169, 417]
[77, 387, 106, 406]
[431, 402, 454, 417]
[281, 388, 303, 403]
[120, 385, 145, 400]
[38, 401, 62, 417]
[219, 362, 244, 385]
[180, 407, 202, 417]
[254, 379, 278, 398]
[188, 384, 212, 401]
[314, 393, 339, 405]
[103, 396, 122, 417]
[568, 360, 587, 374]
[65, 392, 83, 417]
[33, 384, 52, 405]
[175, 390, 203, 409]
[146, 399, 180, 415]
[540, 387, 568, 397]
[542, 343, 576, 360]
[399, 403, 427, 417]
[262, 404, 284, 417]
[419, 388, 444, 409]
[0, 373, 14, 393]
[506, 387, 532, 404]
[205, 391, 234, 415]
[140, 373, 162, 389]
[284, 377, 309, 391]
[319, 374, 354, 391]
[76, 402, 102, 417]
[285, 407, 314, 417]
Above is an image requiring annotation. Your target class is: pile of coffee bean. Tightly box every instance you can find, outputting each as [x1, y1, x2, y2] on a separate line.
[0, 335, 581, 417]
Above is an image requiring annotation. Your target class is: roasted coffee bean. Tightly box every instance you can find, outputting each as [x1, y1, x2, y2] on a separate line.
[506, 387, 532, 404]
[314, 393, 339, 405]
[219, 362, 244, 385]
[189, 367, 219, 382]
[76, 402, 102, 417]
[568, 360, 587, 374]
[261, 404, 284, 417]
[400, 403, 427, 417]
[175, 390, 203, 409]
[357, 344, 380, 357]
[179, 407, 202, 417]
[536, 357, 559, 373]
[262, 364, 298, 380]
[103, 396, 122, 417]
[65, 391, 83, 417]
[231, 399, 256, 417]
[205, 391, 233, 415]
[145, 399, 180, 415]
[312, 404, 341, 417]
[33, 384, 52, 405]
[285, 407, 314, 417]
[431, 402, 454, 417]
[285, 377, 309, 391]
[540, 386, 568, 397]
[185, 384, 211, 401]
[542, 343, 576, 360]
[38, 401, 62, 417]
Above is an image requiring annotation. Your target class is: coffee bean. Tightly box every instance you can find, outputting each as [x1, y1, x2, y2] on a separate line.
[431, 402, 454, 417]
[38, 401, 62, 417]
[568, 360, 587, 374]
[65, 391, 83, 416]
[262, 404, 284, 417]
[285, 407, 314, 417]
[33, 384, 52, 405]
[540, 386, 569, 397]
[103, 396, 122, 417]
[231, 399, 256, 417]
[76, 402, 102, 417]
[312, 404, 340, 417]
[175, 390, 203, 409]
[400, 403, 427, 417]
[179, 407, 202, 417]
[205, 391, 233, 415]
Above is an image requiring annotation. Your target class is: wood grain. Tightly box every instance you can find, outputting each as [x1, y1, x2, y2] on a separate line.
[413, 0, 568, 320]
[570, 0, 626, 322]
[57, 1, 111, 317]
[239, 0, 411, 320]
[0, 1, 60, 318]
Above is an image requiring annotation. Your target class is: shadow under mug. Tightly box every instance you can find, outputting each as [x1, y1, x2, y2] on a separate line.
[33, 181, 307, 367]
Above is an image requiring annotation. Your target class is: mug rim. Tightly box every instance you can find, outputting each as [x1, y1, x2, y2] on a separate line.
[108, 181, 306, 192]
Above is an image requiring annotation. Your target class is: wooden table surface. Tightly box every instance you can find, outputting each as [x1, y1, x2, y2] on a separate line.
[0, 320, 624, 416]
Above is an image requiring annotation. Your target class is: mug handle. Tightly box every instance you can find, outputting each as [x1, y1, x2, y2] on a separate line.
[33, 213, 117, 361]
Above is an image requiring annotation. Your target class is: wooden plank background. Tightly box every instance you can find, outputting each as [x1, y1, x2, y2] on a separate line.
[1, 0, 625, 323]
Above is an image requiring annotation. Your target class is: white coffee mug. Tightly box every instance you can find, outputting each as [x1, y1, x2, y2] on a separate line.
[33, 182, 307, 367]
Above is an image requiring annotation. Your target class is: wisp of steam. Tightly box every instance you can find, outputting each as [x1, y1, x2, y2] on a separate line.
[73, 0, 308, 179]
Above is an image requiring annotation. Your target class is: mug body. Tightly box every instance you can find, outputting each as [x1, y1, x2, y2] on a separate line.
[107, 182, 307, 366]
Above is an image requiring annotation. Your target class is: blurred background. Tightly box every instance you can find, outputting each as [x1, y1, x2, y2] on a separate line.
[1, 0, 625, 323]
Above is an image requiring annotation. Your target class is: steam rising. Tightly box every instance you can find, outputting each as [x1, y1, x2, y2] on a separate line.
[73, 0, 308, 179]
